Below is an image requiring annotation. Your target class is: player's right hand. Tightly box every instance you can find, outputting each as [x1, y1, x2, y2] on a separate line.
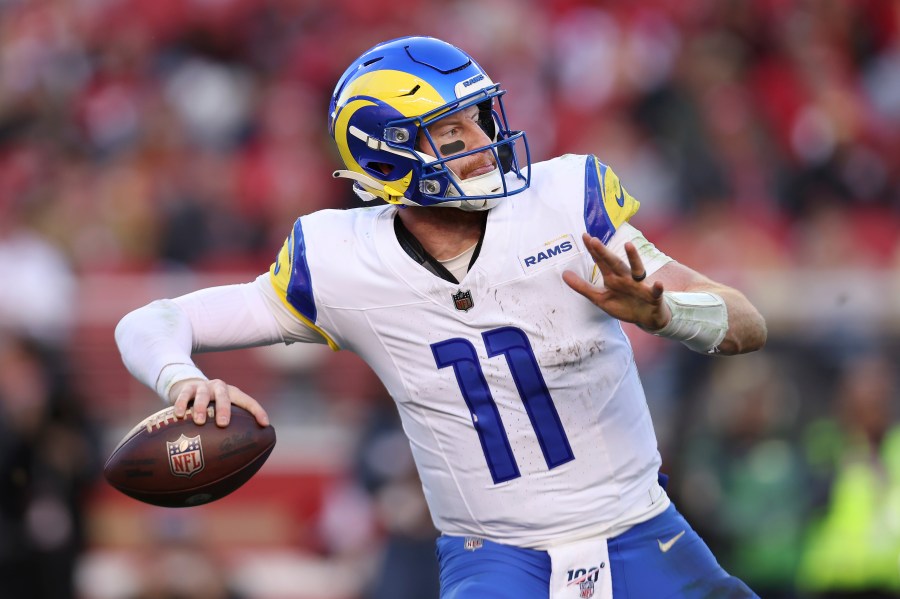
[169, 378, 270, 428]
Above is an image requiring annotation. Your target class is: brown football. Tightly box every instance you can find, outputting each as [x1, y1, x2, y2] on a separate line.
[104, 404, 276, 507]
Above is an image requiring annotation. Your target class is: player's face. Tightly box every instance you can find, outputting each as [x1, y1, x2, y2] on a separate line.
[418, 106, 497, 180]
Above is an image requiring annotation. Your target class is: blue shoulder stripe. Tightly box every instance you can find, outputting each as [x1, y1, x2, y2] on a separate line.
[583, 156, 615, 244]
[287, 219, 317, 323]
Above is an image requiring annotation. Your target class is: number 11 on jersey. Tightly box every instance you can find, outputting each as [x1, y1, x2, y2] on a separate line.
[431, 326, 575, 484]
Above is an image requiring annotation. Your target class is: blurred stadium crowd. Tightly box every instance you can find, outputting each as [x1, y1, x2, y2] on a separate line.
[1, 0, 898, 598]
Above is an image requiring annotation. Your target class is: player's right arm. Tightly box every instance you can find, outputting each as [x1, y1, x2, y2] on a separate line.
[115, 273, 325, 428]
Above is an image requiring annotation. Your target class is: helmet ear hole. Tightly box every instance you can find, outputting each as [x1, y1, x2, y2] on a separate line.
[367, 162, 394, 176]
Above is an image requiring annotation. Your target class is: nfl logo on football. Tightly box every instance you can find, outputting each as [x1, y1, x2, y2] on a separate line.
[167, 434, 205, 478]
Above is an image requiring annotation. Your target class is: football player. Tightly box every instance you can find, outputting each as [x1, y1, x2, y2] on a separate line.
[116, 36, 766, 598]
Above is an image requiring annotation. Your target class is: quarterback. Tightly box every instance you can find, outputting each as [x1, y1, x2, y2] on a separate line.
[116, 37, 766, 598]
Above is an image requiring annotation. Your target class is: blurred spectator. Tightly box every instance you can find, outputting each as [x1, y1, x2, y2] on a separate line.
[0, 334, 101, 599]
[797, 352, 900, 598]
[674, 352, 810, 599]
[312, 350, 440, 599]
[0, 187, 77, 345]
[354, 391, 440, 599]
[129, 539, 246, 599]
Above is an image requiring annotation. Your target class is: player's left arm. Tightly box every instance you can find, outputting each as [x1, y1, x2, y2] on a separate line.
[563, 233, 766, 356]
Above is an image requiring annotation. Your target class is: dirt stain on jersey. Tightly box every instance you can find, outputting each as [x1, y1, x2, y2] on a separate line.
[539, 338, 605, 370]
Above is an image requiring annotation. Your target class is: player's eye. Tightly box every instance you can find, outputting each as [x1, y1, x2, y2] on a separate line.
[433, 124, 459, 140]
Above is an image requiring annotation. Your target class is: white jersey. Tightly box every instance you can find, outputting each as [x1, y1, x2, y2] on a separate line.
[270, 154, 669, 548]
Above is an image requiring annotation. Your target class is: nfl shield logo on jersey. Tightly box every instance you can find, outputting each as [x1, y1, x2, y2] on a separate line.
[167, 434, 205, 478]
[579, 579, 595, 598]
[452, 289, 474, 312]
[463, 536, 483, 551]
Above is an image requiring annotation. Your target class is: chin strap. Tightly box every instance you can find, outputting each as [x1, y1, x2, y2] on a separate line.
[332, 169, 410, 204]
[448, 169, 503, 195]
[333, 167, 509, 211]
[332, 169, 383, 201]
[445, 169, 505, 211]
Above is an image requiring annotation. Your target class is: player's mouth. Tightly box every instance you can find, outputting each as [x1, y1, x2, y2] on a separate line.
[464, 163, 496, 179]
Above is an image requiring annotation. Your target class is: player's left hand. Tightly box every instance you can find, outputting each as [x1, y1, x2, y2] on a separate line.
[562, 233, 671, 330]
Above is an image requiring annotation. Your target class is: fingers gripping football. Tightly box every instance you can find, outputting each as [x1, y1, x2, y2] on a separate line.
[170, 379, 270, 427]
[563, 234, 671, 331]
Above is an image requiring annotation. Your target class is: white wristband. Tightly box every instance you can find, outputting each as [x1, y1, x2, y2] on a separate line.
[648, 291, 728, 354]
[156, 363, 208, 404]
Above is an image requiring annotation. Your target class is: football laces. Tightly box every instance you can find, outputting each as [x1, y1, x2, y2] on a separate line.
[144, 405, 214, 433]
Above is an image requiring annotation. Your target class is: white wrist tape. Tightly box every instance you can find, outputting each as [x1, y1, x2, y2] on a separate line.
[649, 291, 728, 354]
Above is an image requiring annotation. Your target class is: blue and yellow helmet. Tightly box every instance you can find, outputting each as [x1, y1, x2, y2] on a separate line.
[328, 36, 530, 210]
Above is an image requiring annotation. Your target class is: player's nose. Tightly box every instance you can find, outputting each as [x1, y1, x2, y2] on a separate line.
[463, 122, 494, 154]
